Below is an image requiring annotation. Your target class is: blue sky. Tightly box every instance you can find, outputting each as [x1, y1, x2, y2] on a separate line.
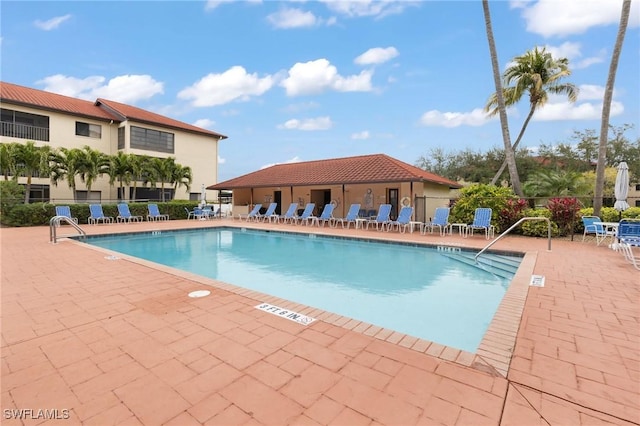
[1, 0, 639, 182]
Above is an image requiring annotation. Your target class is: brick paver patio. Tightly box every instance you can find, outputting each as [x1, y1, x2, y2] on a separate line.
[1, 218, 638, 425]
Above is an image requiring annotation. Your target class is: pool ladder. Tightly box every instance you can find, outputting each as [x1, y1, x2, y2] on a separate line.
[49, 216, 86, 244]
[475, 217, 552, 262]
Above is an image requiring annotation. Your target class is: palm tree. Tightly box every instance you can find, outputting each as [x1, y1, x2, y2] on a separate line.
[77, 146, 110, 197]
[13, 141, 50, 203]
[49, 147, 83, 202]
[523, 169, 590, 199]
[482, 0, 522, 196]
[0, 143, 18, 181]
[171, 164, 192, 199]
[485, 46, 578, 186]
[149, 157, 176, 202]
[128, 154, 149, 201]
[593, 0, 631, 217]
[109, 151, 133, 201]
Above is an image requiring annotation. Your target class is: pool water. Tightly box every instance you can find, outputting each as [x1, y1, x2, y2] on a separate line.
[84, 228, 520, 352]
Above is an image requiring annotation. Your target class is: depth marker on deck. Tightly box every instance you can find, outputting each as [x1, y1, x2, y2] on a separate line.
[255, 303, 316, 326]
[530, 275, 545, 287]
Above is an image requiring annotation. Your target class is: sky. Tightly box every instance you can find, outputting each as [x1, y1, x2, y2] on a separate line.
[1, 0, 639, 182]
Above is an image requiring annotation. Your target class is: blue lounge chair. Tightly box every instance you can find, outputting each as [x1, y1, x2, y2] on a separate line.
[147, 204, 169, 221]
[184, 207, 204, 220]
[237, 204, 262, 221]
[311, 203, 335, 227]
[422, 207, 450, 236]
[617, 219, 640, 246]
[465, 208, 493, 239]
[55, 205, 78, 224]
[277, 203, 298, 224]
[387, 206, 413, 233]
[366, 204, 392, 231]
[117, 203, 143, 223]
[336, 203, 361, 229]
[256, 202, 278, 222]
[88, 204, 113, 225]
[294, 203, 315, 225]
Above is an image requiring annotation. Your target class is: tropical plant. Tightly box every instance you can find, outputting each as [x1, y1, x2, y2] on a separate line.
[481, 0, 522, 196]
[547, 197, 583, 236]
[49, 147, 83, 202]
[485, 46, 578, 187]
[171, 163, 192, 199]
[449, 183, 518, 230]
[523, 169, 590, 201]
[13, 141, 51, 203]
[148, 157, 176, 202]
[77, 146, 110, 195]
[109, 151, 133, 200]
[496, 198, 528, 234]
[0, 143, 18, 181]
[594, 0, 632, 217]
[129, 154, 149, 200]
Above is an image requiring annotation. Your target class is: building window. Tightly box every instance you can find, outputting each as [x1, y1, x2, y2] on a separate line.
[636, 184, 640, 191]
[76, 190, 101, 202]
[75, 121, 102, 138]
[0, 108, 50, 142]
[189, 193, 200, 201]
[118, 127, 125, 149]
[130, 125, 174, 153]
[20, 183, 50, 203]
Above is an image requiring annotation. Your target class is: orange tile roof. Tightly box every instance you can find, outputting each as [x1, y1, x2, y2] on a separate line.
[0, 81, 227, 139]
[209, 154, 461, 189]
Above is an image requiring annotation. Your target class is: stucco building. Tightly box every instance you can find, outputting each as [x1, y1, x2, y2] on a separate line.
[0, 81, 226, 203]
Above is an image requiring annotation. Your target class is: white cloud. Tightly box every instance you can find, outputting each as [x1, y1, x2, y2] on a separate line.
[419, 108, 493, 128]
[277, 116, 333, 130]
[261, 156, 301, 169]
[36, 74, 163, 103]
[351, 130, 370, 140]
[178, 66, 274, 107]
[533, 100, 624, 121]
[281, 59, 373, 96]
[193, 118, 216, 129]
[283, 101, 320, 113]
[517, 0, 639, 37]
[320, 0, 418, 19]
[218, 155, 226, 164]
[544, 42, 605, 70]
[205, 0, 261, 11]
[267, 8, 319, 28]
[354, 47, 399, 65]
[34, 14, 71, 31]
[576, 84, 614, 101]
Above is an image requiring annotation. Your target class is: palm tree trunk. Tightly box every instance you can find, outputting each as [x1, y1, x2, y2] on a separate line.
[482, 0, 523, 196]
[24, 174, 32, 204]
[593, 0, 630, 217]
[490, 105, 537, 185]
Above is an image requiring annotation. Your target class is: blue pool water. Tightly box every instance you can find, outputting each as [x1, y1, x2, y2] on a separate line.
[84, 228, 519, 352]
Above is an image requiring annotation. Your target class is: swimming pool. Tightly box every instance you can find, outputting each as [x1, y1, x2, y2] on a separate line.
[83, 227, 522, 352]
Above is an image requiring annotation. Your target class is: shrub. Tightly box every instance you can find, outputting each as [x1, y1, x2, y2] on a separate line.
[450, 184, 519, 231]
[520, 208, 560, 237]
[547, 197, 583, 236]
[496, 198, 528, 235]
[0, 181, 24, 225]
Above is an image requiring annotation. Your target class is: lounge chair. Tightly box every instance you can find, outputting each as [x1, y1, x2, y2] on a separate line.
[256, 202, 278, 222]
[147, 204, 169, 221]
[185, 207, 204, 220]
[236, 204, 262, 221]
[581, 215, 616, 245]
[310, 203, 335, 227]
[617, 242, 640, 270]
[117, 203, 143, 223]
[335, 203, 361, 229]
[88, 204, 114, 225]
[422, 207, 450, 236]
[277, 203, 298, 224]
[293, 203, 315, 225]
[55, 205, 78, 224]
[366, 204, 392, 231]
[387, 206, 413, 233]
[465, 207, 493, 239]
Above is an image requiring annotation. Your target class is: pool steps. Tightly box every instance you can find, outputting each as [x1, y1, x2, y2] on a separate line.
[440, 251, 520, 280]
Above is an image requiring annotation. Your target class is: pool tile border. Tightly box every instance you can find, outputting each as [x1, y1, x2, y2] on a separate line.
[71, 224, 535, 378]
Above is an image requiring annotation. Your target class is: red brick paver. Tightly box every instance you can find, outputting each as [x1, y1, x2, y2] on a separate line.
[1, 219, 638, 425]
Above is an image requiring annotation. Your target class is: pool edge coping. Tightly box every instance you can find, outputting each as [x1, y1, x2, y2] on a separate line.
[69, 224, 534, 378]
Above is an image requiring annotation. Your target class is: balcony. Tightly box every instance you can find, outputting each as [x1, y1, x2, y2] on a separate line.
[1, 121, 50, 142]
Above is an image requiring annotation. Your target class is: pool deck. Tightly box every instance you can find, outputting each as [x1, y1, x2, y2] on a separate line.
[1, 218, 638, 425]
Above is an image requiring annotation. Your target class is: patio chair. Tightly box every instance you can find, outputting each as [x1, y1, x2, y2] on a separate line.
[422, 207, 451, 236]
[184, 207, 204, 220]
[277, 203, 298, 224]
[310, 203, 335, 227]
[335, 203, 361, 229]
[256, 202, 278, 222]
[117, 203, 143, 223]
[581, 215, 616, 245]
[617, 242, 640, 270]
[88, 204, 114, 225]
[147, 204, 169, 221]
[465, 208, 494, 239]
[387, 206, 413, 233]
[236, 204, 262, 221]
[293, 203, 315, 225]
[366, 204, 392, 231]
[54, 205, 78, 224]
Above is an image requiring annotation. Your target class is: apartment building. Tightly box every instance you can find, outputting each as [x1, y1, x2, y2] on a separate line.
[0, 81, 227, 203]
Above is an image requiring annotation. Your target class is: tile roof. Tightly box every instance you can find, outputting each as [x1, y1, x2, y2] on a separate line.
[0, 81, 227, 139]
[209, 154, 461, 189]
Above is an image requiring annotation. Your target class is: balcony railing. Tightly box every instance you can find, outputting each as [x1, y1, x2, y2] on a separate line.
[1, 121, 50, 142]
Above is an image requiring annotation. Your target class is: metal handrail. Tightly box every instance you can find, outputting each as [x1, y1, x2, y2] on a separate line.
[475, 216, 551, 261]
[50, 216, 86, 243]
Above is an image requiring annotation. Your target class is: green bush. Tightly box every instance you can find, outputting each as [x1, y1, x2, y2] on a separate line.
[579, 206, 640, 221]
[0, 181, 24, 225]
[520, 208, 560, 237]
[450, 184, 519, 232]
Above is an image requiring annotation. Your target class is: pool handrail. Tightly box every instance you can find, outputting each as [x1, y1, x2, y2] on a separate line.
[475, 217, 551, 262]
